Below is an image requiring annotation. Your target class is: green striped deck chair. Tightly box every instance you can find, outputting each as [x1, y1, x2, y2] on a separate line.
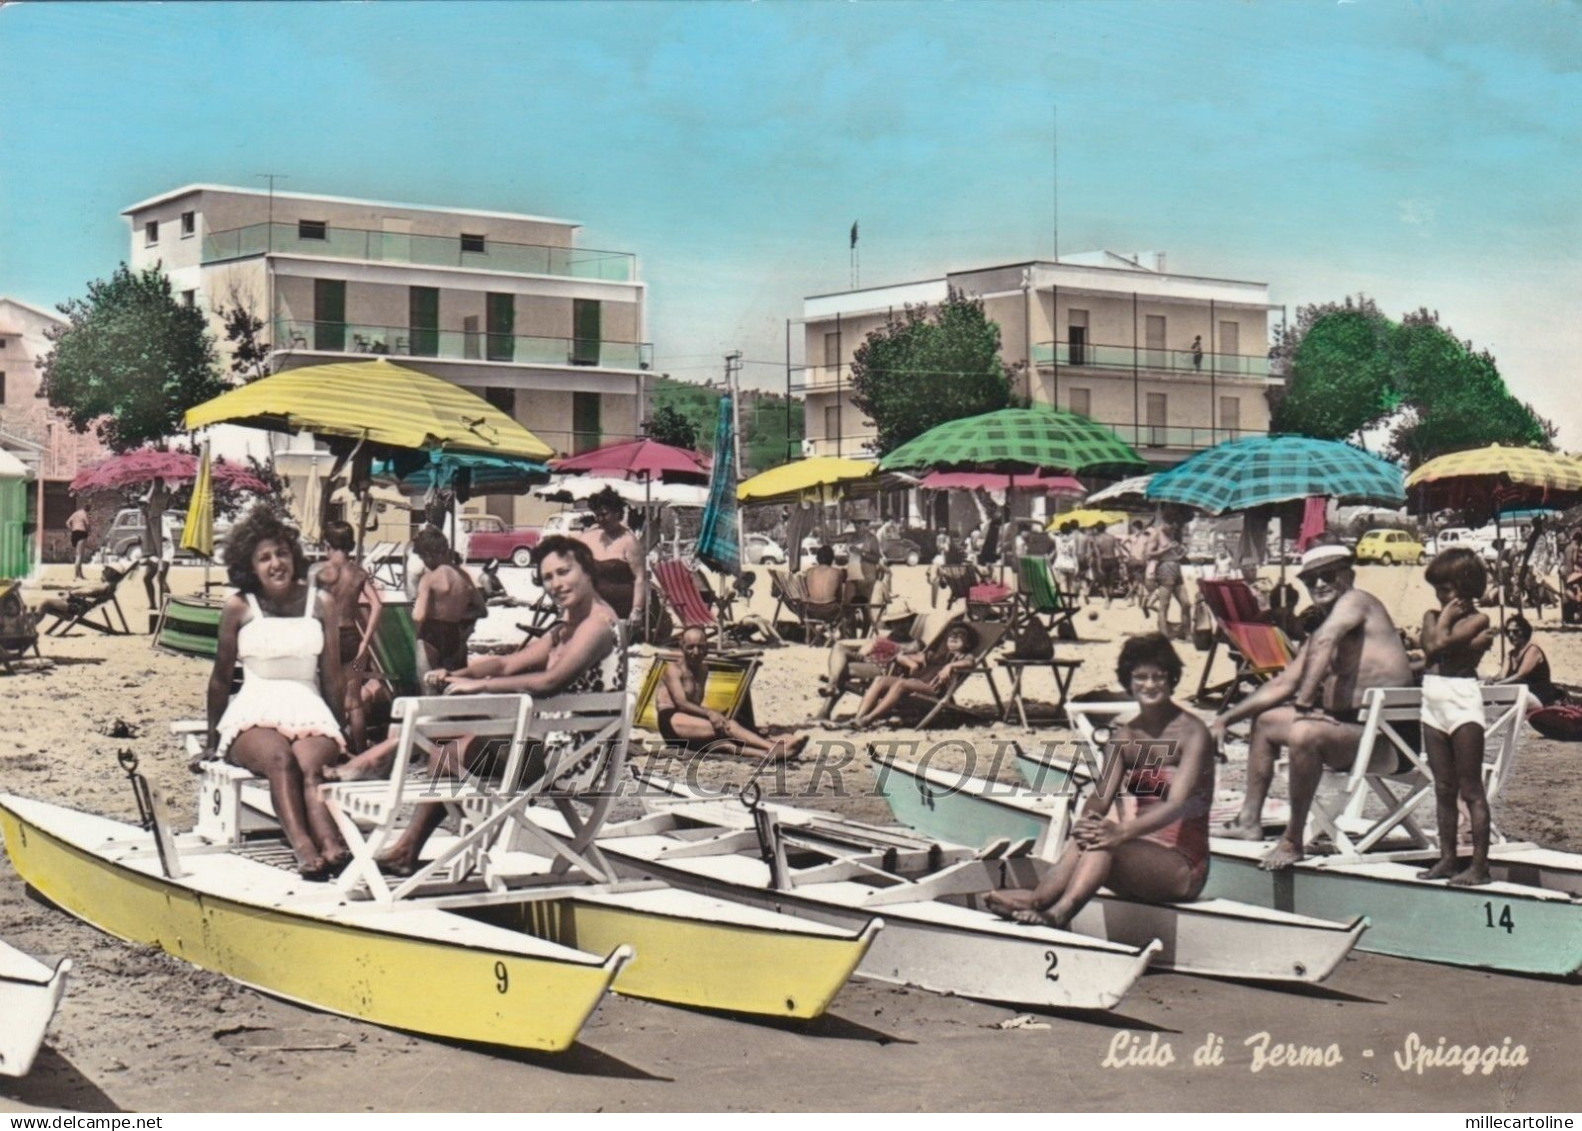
[1015, 555, 1079, 641]
[368, 599, 422, 698]
[154, 594, 227, 658]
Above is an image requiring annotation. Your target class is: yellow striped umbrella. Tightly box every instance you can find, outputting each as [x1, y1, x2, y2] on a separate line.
[1406, 444, 1582, 510]
[179, 441, 214, 559]
[184, 359, 552, 460]
[737, 456, 876, 502]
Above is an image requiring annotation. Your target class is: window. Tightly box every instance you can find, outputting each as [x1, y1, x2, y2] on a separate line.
[313, 279, 346, 352]
[486, 292, 515, 362]
[1219, 395, 1241, 437]
[1067, 309, 1089, 366]
[571, 299, 601, 366]
[462, 315, 482, 360]
[181, 290, 196, 308]
[824, 332, 841, 370]
[1218, 320, 1241, 373]
[824, 405, 841, 442]
[0, 338, 7, 350]
[1145, 392, 1168, 446]
[484, 387, 516, 417]
[461, 233, 487, 254]
[0, 372, 6, 404]
[1144, 315, 1166, 367]
[572, 391, 602, 454]
[298, 219, 328, 241]
[1068, 387, 1091, 417]
[409, 287, 440, 357]
[180, 211, 196, 237]
[144, 221, 159, 246]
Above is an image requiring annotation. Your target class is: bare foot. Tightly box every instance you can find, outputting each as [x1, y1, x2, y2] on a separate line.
[1011, 907, 1072, 930]
[323, 750, 389, 783]
[1416, 858, 1459, 881]
[1259, 839, 1304, 871]
[784, 733, 811, 762]
[1219, 815, 1266, 841]
[1447, 865, 1492, 887]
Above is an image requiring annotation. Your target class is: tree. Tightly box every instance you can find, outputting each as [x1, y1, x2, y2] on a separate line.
[212, 280, 276, 383]
[643, 403, 700, 451]
[849, 287, 1013, 455]
[42, 264, 228, 452]
[1269, 297, 1551, 468]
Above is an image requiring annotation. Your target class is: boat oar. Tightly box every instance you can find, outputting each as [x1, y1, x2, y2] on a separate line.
[118, 748, 185, 879]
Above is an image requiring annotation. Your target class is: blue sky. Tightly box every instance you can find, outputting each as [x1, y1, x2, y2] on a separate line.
[3, 1, 1579, 438]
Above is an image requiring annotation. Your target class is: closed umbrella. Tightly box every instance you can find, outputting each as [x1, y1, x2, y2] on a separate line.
[179, 441, 216, 560]
[300, 458, 324, 544]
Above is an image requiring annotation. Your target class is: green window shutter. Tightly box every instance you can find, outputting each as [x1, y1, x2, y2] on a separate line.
[573, 391, 602, 453]
[313, 279, 346, 352]
[410, 286, 439, 357]
[572, 299, 601, 366]
[486, 293, 515, 362]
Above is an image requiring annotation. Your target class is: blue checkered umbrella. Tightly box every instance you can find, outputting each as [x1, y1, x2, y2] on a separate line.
[1146, 435, 1405, 514]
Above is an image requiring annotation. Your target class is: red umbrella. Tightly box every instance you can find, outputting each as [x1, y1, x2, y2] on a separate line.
[918, 470, 1086, 497]
[551, 439, 709, 482]
[71, 449, 269, 495]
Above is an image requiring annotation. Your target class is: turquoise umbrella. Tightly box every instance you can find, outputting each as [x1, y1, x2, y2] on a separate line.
[1146, 435, 1405, 515]
[375, 451, 549, 495]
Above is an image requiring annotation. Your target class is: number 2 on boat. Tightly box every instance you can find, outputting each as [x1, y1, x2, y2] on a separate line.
[1044, 950, 1060, 982]
[1482, 902, 1515, 934]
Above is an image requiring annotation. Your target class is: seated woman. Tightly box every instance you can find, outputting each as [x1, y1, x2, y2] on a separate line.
[844, 622, 979, 730]
[326, 535, 622, 876]
[203, 505, 349, 880]
[1496, 615, 1567, 707]
[985, 633, 1214, 928]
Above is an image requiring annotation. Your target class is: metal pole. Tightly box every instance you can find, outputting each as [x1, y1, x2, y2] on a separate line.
[1209, 298, 1217, 446]
[1132, 292, 1140, 451]
[1051, 283, 1059, 410]
[727, 351, 745, 565]
[785, 317, 793, 462]
[834, 312, 842, 458]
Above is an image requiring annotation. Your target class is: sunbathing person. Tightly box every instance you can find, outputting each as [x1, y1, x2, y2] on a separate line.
[986, 633, 1214, 927]
[1497, 615, 1566, 708]
[1212, 543, 1415, 870]
[656, 626, 806, 761]
[845, 622, 978, 729]
[325, 535, 622, 876]
[203, 505, 349, 880]
[411, 525, 481, 673]
[34, 561, 129, 629]
[316, 520, 386, 752]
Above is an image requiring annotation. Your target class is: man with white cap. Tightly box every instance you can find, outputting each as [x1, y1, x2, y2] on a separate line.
[1211, 541, 1416, 870]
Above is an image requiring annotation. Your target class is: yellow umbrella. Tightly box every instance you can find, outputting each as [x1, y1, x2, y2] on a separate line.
[184, 359, 552, 460]
[1048, 508, 1129, 530]
[737, 456, 876, 502]
[179, 441, 214, 558]
[1405, 444, 1582, 497]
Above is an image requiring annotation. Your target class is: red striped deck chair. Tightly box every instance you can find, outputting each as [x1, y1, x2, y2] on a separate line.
[1193, 577, 1295, 707]
[653, 558, 721, 642]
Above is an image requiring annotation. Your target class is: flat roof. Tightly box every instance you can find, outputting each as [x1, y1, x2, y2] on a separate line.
[805, 254, 1268, 302]
[120, 184, 582, 229]
[0, 296, 66, 324]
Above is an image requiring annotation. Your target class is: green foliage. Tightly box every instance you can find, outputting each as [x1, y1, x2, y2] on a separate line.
[643, 403, 700, 451]
[1270, 297, 1552, 468]
[849, 287, 1013, 455]
[43, 264, 228, 452]
[645, 375, 803, 476]
[214, 301, 273, 383]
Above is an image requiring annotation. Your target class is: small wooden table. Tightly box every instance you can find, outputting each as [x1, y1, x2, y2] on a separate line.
[998, 656, 1084, 730]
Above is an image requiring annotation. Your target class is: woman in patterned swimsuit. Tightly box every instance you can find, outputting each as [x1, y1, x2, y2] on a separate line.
[986, 633, 1214, 928]
[325, 535, 622, 875]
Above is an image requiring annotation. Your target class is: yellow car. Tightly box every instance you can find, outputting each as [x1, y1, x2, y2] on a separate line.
[1354, 529, 1426, 566]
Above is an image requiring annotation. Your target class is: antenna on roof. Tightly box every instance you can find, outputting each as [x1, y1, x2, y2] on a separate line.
[256, 173, 288, 251]
[1052, 104, 1059, 264]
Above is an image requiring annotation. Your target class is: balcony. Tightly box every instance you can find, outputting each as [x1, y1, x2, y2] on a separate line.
[204, 223, 636, 281]
[1033, 341, 1272, 378]
[272, 319, 652, 370]
[1096, 421, 1262, 451]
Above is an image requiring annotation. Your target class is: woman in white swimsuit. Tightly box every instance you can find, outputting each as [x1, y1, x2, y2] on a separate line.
[204, 506, 349, 880]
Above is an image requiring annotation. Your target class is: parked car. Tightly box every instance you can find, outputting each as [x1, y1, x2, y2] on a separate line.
[800, 534, 849, 565]
[741, 533, 786, 566]
[1425, 526, 1499, 560]
[461, 514, 541, 567]
[103, 508, 230, 563]
[834, 528, 926, 567]
[1355, 528, 1427, 566]
[541, 510, 595, 539]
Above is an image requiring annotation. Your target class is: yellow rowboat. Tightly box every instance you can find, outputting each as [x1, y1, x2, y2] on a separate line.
[0, 792, 880, 1047]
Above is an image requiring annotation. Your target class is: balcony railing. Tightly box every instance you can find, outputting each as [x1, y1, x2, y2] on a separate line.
[1033, 341, 1272, 378]
[272, 319, 652, 370]
[205, 223, 636, 281]
[1096, 421, 1261, 450]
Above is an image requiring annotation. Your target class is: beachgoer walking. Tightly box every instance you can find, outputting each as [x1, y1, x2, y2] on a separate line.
[66, 501, 90, 580]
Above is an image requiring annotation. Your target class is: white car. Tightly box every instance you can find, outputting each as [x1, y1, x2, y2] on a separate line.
[541, 510, 595, 538]
[742, 533, 787, 566]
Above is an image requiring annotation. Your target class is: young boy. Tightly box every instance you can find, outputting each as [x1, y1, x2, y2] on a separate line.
[1417, 547, 1494, 886]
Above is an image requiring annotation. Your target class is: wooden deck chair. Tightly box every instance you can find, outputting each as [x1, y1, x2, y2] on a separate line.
[774, 568, 845, 646]
[152, 594, 227, 658]
[816, 609, 960, 722]
[38, 566, 133, 637]
[930, 563, 980, 609]
[323, 687, 633, 903]
[1192, 578, 1292, 706]
[363, 541, 407, 589]
[1013, 556, 1079, 641]
[907, 618, 1009, 728]
[1307, 684, 1530, 862]
[0, 582, 42, 674]
[368, 599, 422, 698]
[652, 558, 722, 642]
[633, 650, 760, 734]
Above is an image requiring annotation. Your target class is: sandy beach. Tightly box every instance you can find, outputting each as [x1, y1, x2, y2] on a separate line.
[3, 561, 1580, 1112]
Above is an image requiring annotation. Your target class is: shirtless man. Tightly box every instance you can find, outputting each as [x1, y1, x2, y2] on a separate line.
[802, 545, 847, 606]
[411, 526, 479, 673]
[316, 520, 385, 751]
[1212, 543, 1416, 870]
[656, 626, 806, 761]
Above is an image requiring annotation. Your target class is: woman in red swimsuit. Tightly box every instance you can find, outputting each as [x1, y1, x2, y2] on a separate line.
[986, 633, 1215, 928]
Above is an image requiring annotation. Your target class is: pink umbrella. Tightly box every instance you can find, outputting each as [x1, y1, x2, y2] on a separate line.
[918, 470, 1086, 497]
[550, 439, 710, 483]
[71, 449, 269, 495]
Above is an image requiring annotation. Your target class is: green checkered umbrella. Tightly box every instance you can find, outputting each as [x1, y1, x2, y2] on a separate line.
[1146, 435, 1405, 514]
[878, 407, 1147, 478]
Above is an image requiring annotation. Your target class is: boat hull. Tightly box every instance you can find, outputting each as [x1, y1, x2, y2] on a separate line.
[0, 942, 69, 1078]
[0, 796, 621, 1053]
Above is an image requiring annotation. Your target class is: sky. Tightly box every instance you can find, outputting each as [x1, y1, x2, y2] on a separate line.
[2, 1, 1579, 439]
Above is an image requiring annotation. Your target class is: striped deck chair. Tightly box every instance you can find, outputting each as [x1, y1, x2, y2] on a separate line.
[1193, 578, 1295, 708]
[1013, 555, 1079, 641]
[368, 598, 423, 698]
[634, 650, 760, 734]
[153, 594, 227, 657]
[653, 558, 721, 642]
